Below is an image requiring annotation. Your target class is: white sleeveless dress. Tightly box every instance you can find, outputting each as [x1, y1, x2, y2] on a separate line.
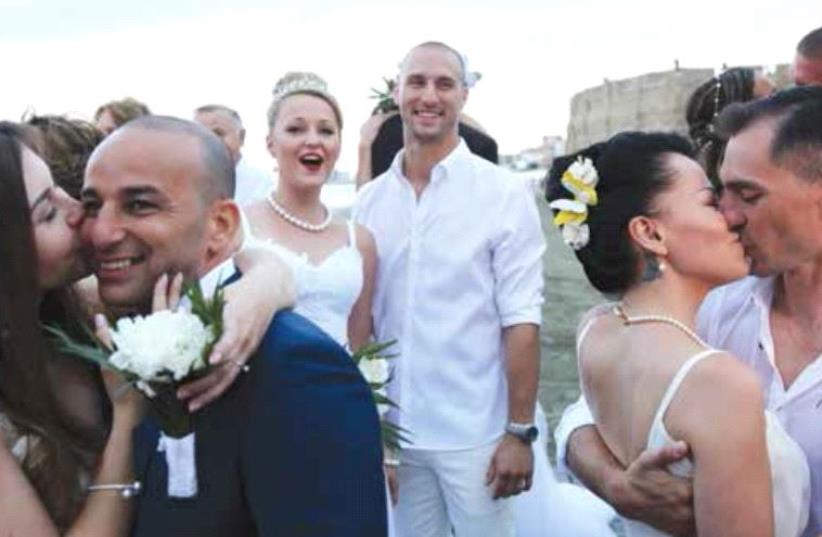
[256, 220, 363, 348]
[579, 322, 810, 537]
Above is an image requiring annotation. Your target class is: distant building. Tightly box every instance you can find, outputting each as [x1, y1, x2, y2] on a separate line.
[502, 135, 565, 171]
[565, 67, 713, 152]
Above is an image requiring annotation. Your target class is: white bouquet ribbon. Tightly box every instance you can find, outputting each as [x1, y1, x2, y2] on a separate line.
[157, 432, 198, 498]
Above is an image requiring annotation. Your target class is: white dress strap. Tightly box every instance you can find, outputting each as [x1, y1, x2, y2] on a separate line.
[575, 305, 613, 355]
[576, 318, 598, 356]
[346, 220, 357, 247]
[647, 348, 724, 445]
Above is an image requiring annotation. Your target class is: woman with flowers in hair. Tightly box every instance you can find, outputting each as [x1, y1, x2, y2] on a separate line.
[546, 132, 809, 537]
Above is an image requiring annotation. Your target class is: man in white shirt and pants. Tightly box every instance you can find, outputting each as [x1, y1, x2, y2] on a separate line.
[354, 41, 545, 537]
[194, 104, 272, 207]
[555, 86, 822, 537]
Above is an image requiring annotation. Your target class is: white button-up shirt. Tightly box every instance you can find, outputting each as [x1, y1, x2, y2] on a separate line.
[354, 140, 545, 450]
[554, 276, 822, 537]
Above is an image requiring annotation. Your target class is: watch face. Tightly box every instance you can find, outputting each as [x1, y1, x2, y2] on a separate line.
[526, 426, 538, 441]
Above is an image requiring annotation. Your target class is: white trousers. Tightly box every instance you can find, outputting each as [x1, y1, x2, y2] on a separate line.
[394, 438, 514, 537]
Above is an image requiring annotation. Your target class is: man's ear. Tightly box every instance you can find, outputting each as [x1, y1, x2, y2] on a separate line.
[392, 76, 401, 106]
[627, 215, 668, 257]
[204, 199, 241, 260]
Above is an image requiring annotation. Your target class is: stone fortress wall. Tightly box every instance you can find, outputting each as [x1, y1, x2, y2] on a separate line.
[565, 67, 713, 152]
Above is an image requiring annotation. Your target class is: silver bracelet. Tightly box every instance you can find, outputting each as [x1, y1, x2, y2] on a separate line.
[383, 458, 400, 467]
[87, 481, 142, 498]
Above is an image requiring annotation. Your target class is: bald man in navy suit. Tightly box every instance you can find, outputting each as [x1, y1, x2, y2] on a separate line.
[81, 115, 386, 537]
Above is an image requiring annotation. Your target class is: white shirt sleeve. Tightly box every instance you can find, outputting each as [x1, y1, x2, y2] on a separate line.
[491, 178, 546, 327]
[553, 394, 596, 482]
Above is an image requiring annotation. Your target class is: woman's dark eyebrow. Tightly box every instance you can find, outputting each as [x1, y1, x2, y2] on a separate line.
[30, 187, 51, 212]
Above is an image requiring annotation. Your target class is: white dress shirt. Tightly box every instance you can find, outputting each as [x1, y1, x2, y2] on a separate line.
[554, 276, 821, 537]
[234, 156, 273, 207]
[353, 140, 545, 450]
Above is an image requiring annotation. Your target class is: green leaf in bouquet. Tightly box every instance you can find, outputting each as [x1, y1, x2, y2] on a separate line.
[372, 391, 399, 409]
[351, 339, 398, 364]
[183, 280, 226, 363]
[44, 323, 122, 374]
[381, 419, 412, 453]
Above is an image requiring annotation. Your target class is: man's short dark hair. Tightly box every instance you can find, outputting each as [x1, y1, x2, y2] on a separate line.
[797, 27, 822, 59]
[124, 115, 235, 200]
[717, 86, 822, 182]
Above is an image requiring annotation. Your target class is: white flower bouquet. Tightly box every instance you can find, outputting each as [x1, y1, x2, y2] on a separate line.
[46, 283, 224, 438]
[350, 340, 408, 451]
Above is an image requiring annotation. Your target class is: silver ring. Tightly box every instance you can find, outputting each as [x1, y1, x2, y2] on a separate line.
[229, 360, 251, 373]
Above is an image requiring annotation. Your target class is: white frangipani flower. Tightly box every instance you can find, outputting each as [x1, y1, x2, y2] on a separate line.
[562, 222, 591, 251]
[568, 157, 599, 186]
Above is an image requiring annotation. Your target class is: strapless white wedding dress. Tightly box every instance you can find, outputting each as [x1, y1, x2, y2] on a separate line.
[621, 349, 811, 537]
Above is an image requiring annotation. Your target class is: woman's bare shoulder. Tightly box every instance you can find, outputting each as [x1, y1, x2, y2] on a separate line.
[667, 350, 764, 441]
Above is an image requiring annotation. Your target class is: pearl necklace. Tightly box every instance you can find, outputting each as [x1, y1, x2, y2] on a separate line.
[613, 304, 708, 348]
[267, 191, 332, 233]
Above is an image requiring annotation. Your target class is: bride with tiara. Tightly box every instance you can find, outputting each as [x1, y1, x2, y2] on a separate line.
[545, 131, 809, 537]
[242, 71, 395, 532]
[244, 72, 376, 353]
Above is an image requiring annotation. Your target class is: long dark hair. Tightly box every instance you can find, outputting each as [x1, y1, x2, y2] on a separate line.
[0, 122, 103, 528]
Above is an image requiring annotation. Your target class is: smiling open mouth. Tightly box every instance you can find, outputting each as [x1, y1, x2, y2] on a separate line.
[97, 256, 144, 273]
[299, 154, 324, 171]
[415, 109, 442, 118]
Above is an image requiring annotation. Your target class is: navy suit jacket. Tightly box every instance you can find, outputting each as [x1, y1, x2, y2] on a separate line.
[130, 310, 387, 536]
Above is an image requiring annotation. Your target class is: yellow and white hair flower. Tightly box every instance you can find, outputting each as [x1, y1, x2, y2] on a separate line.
[549, 156, 600, 250]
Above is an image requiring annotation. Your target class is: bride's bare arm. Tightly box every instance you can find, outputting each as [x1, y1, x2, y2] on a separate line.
[668, 352, 773, 537]
[348, 225, 377, 351]
[178, 246, 296, 411]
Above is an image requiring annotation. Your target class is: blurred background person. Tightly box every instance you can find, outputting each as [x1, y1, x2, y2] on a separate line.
[24, 114, 104, 200]
[793, 26, 822, 86]
[194, 104, 272, 206]
[93, 97, 150, 136]
[685, 67, 774, 186]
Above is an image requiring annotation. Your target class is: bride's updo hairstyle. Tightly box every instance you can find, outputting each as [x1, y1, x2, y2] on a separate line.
[545, 132, 694, 295]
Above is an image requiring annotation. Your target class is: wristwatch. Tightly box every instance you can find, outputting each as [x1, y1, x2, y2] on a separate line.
[505, 422, 538, 444]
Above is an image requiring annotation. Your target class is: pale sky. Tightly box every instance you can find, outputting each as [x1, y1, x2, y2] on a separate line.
[2, 0, 820, 173]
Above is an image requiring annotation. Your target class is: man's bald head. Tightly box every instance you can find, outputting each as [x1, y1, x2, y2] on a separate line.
[399, 41, 469, 87]
[115, 115, 235, 202]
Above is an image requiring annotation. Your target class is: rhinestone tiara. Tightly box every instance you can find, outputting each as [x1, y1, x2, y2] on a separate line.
[272, 72, 329, 101]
